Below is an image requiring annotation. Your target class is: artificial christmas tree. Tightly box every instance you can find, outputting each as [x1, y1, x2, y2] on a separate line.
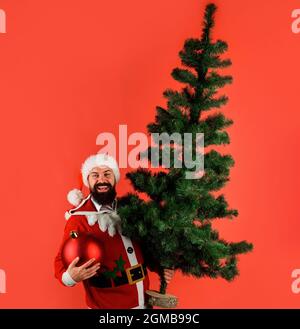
[118, 3, 253, 307]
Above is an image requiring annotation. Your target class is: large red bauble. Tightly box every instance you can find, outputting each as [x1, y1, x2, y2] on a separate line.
[61, 231, 104, 268]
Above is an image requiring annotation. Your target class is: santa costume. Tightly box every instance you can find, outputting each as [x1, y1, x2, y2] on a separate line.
[54, 153, 150, 309]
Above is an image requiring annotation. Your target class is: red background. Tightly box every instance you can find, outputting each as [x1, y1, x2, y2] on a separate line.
[0, 0, 300, 308]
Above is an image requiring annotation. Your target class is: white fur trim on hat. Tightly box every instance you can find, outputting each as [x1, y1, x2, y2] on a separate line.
[81, 153, 120, 187]
[67, 188, 84, 207]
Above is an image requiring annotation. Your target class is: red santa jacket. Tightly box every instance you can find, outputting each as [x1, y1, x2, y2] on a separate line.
[54, 195, 150, 309]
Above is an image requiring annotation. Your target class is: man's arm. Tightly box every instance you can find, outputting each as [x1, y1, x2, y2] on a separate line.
[140, 242, 175, 283]
[54, 217, 80, 286]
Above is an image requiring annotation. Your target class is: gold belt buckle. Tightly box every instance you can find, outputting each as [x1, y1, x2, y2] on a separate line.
[126, 264, 145, 285]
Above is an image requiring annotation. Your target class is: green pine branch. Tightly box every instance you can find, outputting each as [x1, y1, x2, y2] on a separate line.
[118, 3, 253, 295]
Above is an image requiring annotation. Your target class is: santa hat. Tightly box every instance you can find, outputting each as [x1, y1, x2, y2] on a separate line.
[67, 153, 120, 206]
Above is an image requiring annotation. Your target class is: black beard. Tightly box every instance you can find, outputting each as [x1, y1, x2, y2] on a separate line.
[91, 182, 117, 205]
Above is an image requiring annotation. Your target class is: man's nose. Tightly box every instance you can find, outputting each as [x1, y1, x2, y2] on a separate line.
[96, 175, 108, 183]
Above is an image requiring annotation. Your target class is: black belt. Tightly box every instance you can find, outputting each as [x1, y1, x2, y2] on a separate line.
[89, 263, 147, 288]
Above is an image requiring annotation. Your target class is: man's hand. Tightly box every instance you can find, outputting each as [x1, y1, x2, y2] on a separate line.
[67, 257, 101, 283]
[163, 268, 175, 284]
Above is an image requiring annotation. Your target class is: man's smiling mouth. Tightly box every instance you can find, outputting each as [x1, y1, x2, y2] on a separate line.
[97, 186, 109, 192]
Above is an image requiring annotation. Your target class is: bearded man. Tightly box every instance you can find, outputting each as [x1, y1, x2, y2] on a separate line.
[54, 153, 174, 309]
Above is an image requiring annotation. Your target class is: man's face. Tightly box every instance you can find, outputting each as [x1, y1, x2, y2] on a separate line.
[88, 166, 117, 205]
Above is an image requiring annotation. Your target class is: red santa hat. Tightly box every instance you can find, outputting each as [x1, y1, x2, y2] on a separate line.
[67, 153, 120, 207]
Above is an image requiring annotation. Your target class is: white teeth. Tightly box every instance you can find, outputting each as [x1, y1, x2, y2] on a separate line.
[98, 186, 108, 191]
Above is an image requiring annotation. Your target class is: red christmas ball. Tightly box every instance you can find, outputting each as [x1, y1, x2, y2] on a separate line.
[61, 231, 104, 268]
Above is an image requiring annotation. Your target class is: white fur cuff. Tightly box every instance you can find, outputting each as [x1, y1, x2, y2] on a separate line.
[62, 271, 77, 287]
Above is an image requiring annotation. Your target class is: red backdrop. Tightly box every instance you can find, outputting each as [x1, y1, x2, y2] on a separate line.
[0, 0, 300, 308]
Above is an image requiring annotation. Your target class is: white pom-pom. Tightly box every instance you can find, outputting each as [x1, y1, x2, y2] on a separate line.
[65, 211, 71, 220]
[67, 189, 84, 206]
